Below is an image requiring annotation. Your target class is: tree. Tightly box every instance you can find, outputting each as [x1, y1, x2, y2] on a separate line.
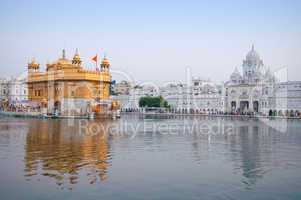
[139, 96, 169, 108]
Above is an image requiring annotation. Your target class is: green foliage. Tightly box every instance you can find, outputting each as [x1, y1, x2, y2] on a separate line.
[139, 96, 169, 108]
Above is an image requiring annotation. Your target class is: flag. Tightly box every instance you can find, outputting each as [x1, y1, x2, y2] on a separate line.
[91, 54, 98, 63]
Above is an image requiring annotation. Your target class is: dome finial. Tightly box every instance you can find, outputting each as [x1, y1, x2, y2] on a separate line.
[72, 48, 81, 65]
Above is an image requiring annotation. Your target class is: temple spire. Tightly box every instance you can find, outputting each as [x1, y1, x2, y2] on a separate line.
[251, 44, 254, 51]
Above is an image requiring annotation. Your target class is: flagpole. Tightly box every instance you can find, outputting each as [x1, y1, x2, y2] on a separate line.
[96, 53, 98, 71]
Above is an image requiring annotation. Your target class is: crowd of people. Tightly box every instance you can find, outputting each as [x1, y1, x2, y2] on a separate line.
[0, 103, 41, 113]
[121, 107, 301, 118]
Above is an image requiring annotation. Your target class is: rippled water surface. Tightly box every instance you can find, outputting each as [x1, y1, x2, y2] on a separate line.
[0, 115, 301, 200]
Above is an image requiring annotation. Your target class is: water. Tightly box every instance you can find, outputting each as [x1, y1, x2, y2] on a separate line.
[0, 115, 301, 200]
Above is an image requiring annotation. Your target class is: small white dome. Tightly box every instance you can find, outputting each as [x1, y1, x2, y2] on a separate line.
[232, 67, 240, 74]
[230, 67, 242, 81]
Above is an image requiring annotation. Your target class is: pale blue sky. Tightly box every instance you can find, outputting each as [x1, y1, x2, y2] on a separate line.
[0, 0, 300, 83]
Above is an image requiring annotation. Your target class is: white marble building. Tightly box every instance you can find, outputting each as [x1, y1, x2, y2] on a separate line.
[0, 76, 28, 107]
[112, 80, 134, 95]
[273, 81, 301, 116]
[0, 78, 9, 102]
[225, 45, 301, 116]
[113, 45, 301, 116]
[112, 84, 158, 110]
[160, 79, 224, 113]
[8, 77, 28, 104]
[114, 79, 224, 114]
[224, 45, 276, 114]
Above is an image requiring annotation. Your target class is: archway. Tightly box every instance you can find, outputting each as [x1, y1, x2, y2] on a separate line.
[269, 109, 273, 116]
[296, 110, 300, 118]
[240, 101, 249, 112]
[278, 110, 282, 116]
[253, 101, 259, 112]
[54, 101, 61, 114]
[231, 101, 236, 111]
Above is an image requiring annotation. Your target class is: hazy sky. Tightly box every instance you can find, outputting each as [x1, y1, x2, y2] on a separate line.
[0, 0, 300, 84]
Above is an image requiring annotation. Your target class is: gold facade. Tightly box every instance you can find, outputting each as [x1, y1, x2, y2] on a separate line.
[27, 50, 111, 114]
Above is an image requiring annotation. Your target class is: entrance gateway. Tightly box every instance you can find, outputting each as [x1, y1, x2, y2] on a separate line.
[240, 101, 249, 112]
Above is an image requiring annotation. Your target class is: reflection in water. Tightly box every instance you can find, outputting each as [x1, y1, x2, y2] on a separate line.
[234, 125, 264, 187]
[187, 118, 265, 188]
[221, 119, 274, 188]
[24, 119, 111, 188]
[0, 115, 300, 199]
[186, 116, 298, 189]
[142, 116, 277, 188]
[224, 118, 300, 190]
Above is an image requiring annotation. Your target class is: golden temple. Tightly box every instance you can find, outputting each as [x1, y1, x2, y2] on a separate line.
[27, 49, 114, 116]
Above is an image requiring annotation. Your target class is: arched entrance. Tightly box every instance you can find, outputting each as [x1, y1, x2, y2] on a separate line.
[278, 110, 282, 116]
[231, 101, 236, 111]
[240, 101, 249, 112]
[269, 109, 273, 116]
[54, 101, 61, 114]
[253, 101, 259, 113]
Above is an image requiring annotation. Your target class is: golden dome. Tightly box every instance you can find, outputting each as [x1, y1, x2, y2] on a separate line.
[28, 58, 40, 69]
[31, 60, 38, 65]
[101, 57, 110, 65]
[57, 58, 71, 65]
[73, 54, 80, 60]
[56, 49, 71, 65]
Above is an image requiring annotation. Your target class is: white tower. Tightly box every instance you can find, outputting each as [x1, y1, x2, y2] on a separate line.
[242, 45, 264, 83]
